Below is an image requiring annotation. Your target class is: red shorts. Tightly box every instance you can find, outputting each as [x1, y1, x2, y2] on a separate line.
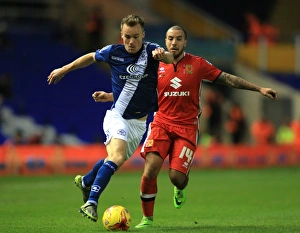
[141, 121, 198, 174]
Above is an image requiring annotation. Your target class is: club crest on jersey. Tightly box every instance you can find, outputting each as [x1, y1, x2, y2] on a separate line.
[185, 64, 193, 74]
[145, 139, 153, 147]
[117, 129, 126, 136]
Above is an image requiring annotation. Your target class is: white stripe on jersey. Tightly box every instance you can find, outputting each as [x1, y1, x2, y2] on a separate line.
[114, 44, 149, 116]
[115, 80, 137, 115]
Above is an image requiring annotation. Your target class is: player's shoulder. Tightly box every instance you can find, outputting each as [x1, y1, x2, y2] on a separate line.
[184, 52, 205, 62]
[97, 44, 114, 53]
[184, 53, 214, 67]
[108, 44, 124, 51]
[144, 41, 163, 50]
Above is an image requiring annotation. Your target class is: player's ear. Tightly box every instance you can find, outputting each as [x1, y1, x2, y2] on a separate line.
[184, 39, 187, 48]
[142, 31, 145, 39]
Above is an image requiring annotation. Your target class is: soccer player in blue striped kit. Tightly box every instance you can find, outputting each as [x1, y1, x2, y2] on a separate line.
[47, 14, 174, 222]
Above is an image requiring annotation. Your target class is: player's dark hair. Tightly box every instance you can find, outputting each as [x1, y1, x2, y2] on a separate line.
[167, 25, 188, 39]
[121, 14, 145, 31]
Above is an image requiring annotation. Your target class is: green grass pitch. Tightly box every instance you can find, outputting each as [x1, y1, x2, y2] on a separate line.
[1, 167, 300, 233]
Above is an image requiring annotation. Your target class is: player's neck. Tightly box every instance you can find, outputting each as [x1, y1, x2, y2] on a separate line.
[173, 52, 185, 65]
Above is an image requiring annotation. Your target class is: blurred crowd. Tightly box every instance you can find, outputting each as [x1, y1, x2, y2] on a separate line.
[244, 12, 279, 45]
[200, 88, 300, 147]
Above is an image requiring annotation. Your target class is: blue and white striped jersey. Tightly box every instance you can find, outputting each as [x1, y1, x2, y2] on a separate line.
[95, 42, 161, 119]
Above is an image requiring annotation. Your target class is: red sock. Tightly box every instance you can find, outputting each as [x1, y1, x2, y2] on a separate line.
[140, 175, 157, 218]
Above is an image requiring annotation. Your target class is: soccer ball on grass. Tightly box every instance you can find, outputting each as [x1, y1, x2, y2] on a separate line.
[102, 205, 131, 231]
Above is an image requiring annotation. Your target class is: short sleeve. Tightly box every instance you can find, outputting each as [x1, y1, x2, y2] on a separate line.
[95, 45, 112, 62]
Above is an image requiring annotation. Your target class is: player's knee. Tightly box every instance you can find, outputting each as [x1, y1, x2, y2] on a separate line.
[106, 153, 126, 167]
[169, 170, 188, 189]
[143, 164, 160, 179]
[143, 152, 163, 179]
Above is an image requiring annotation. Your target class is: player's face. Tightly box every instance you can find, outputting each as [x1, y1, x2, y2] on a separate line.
[121, 24, 145, 54]
[165, 29, 187, 60]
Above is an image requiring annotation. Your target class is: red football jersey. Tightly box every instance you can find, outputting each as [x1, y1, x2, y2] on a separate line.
[154, 53, 222, 129]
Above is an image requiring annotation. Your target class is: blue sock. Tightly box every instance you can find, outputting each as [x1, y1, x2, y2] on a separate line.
[83, 159, 105, 187]
[88, 161, 118, 203]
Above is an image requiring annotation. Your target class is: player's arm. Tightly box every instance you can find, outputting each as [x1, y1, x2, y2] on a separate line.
[47, 52, 97, 84]
[152, 48, 174, 64]
[92, 91, 114, 102]
[160, 51, 174, 64]
[214, 71, 278, 100]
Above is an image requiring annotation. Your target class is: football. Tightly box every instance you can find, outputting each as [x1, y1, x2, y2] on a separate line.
[102, 205, 131, 231]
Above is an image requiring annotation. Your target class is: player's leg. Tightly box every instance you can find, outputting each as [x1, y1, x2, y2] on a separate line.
[79, 110, 127, 222]
[135, 152, 164, 228]
[136, 122, 171, 228]
[80, 138, 126, 222]
[75, 159, 105, 203]
[170, 169, 189, 209]
[79, 111, 146, 222]
[170, 127, 197, 209]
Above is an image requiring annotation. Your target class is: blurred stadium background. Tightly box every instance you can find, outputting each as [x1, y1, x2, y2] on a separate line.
[0, 0, 299, 174]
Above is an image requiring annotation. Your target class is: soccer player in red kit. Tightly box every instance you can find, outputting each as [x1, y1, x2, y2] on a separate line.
[92, 25, 278, 228]
[134, 25, 278, 228]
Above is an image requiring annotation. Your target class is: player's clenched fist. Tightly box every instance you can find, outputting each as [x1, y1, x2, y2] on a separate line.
[92, 91, 114, 102]
[152, 48, 165, 61]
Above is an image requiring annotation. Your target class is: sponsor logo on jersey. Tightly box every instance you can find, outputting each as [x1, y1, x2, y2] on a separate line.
[111, 56, 124, 62]
[127, 64, 146, 75]
[185, 64, 193, 74]
[164, 77, 190, 96]
[170, 77, 182, 89]
[159, 67, 166, 72]
[119, 74, 148, 80]
[164, 91, 190, 96]
[158, 67, 166, 78]
[183, 161, 189, 168]
[118, 64, 148, 80]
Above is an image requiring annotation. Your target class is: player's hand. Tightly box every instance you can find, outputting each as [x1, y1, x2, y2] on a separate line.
[152, 47, 165, 61]
[260, 88, 278, 100]
[92, 91, 114, 102]
[47, 68, 65, 84]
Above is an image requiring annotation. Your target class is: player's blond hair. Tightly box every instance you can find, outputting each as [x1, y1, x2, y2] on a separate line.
[121, 14, 145, 31]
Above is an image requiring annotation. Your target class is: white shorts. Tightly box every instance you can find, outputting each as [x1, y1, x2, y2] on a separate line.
[103, 109, 147, 160]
